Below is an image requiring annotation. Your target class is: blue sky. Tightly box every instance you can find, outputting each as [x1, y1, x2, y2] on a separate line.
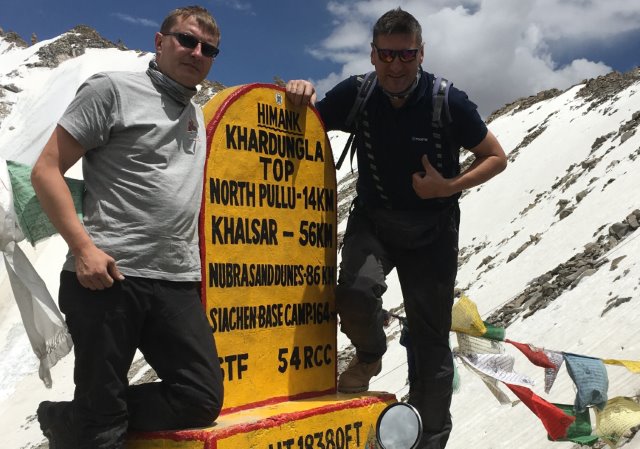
[1, 0, 342, 86]
[2, 0, 640, 116]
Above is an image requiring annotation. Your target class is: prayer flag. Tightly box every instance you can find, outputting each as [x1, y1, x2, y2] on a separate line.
[549, 403, 599, 445]
[456, 332, 504, 356]
[564, 353, 609, 412]
[456, 352, 535, 388]
[544, 350, 564, 394]
[602, 359, 640, 374]
[451, 295, 487, 337]
[507, 340, 556, 369]
[456, 353, 512, 404]
[506, 384, 575, 440]
[482, 321, 505, 341]
[595, 397, 640, 448]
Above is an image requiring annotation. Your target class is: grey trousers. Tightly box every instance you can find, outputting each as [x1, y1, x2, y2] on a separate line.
[336, 202, 459, 449]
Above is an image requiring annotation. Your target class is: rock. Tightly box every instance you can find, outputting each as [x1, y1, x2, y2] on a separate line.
[559, 206, 575, 220]
[620, 130, 636, 145]
[601, 296, 632, 317]
[609, 222, 630, 239]
[28, 25, 122, 69]
[610, 256, 627, 271]
[1, 84, 21, 93]
[487, 88, 562, 123]
[0, 30, 28, 49]
[576, 189, 589, 203]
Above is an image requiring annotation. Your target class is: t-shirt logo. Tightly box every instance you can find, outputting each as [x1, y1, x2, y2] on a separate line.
[186, 117, 200, 148]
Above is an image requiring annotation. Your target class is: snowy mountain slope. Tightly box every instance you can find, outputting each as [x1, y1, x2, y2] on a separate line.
[0, 30, 152, 166]
[458, 77, 640, 315]
[1, 27, 639, 449]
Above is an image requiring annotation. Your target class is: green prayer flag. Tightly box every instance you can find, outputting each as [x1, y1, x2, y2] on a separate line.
[7, 160, 84, 245]
[549, 403, 599, 445]
[482, 321, 506, 341]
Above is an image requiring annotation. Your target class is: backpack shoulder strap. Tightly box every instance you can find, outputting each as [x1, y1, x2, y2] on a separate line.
[432, 76, 452, 127]
[336, 71, 378, 170]
[345, 71, 377, 128]
[430, 76, 461, 180]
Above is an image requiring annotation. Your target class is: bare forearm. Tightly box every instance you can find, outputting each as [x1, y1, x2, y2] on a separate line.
[446, 130, 508, 195]
[447, 153, 507, 194]
[31, 163, 93, 255]
[31, 126, 94, 255]
[33, 125, 123, 289]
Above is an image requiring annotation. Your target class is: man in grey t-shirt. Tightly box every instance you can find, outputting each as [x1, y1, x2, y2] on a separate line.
[31, 6, 223, 448]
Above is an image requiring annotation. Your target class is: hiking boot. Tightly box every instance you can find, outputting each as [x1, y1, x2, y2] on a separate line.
[37, 401, 74, 449]
[338, 356, 382, 393]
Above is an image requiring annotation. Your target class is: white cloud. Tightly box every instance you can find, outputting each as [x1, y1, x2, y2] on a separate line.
[112, 13, 158, 28]
[309, 0, 640, 116]
[213, 0, 255, 15]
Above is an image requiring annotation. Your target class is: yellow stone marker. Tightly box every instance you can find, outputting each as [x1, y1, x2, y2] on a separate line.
[201, 84, 337, 412]
[127, 392, 395, 449]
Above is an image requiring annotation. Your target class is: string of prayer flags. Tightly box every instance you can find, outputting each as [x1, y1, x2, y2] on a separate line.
[450, 295, 639, 447]
[451, 294, 487, 337]
[594, 397, 640, 448]
[505, 384, 575, 441]
[563, 353, 609, 412]
[548, 403, 599, 445]
[602, 359, 640, 374]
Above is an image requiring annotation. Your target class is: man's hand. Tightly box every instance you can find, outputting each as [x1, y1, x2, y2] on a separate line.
[412, 155, 452, 199]
[32, 125, 125, 291]
[74, 244, 125, 290]
[285, 80, 316, 107]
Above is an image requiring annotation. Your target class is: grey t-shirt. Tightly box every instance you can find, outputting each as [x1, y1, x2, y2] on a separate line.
[59, 70, 206, 281]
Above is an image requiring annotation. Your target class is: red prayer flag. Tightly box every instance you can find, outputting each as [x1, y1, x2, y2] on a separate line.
[507, 339, 556, 369]
[506, 383, 576, 440]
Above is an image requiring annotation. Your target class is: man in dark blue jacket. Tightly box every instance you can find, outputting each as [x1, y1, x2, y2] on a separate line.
[287, 8, 507, 449]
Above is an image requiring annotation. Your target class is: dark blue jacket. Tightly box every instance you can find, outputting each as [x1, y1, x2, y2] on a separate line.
[316, 69, 487, 211]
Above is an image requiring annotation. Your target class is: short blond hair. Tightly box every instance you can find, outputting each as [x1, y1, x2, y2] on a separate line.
[160, 5, 220, 40]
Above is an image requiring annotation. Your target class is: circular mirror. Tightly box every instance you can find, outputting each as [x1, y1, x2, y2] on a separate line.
[376, 402, 423, 449]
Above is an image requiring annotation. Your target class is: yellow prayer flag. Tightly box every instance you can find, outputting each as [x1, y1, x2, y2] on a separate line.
[595, 397, 640, 448]
[603, 359, 640, 374]
[451, 294, 487, 337]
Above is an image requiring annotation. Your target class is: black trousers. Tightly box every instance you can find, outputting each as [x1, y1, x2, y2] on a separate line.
[336, 203, 459, 449]
[54, 271, 223, 449]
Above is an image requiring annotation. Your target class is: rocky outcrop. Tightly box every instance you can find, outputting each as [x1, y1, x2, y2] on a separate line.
[577, 69, 640, 113]
[486, 209, 640, 328]
[27, 25, 128, 69]
[0, 28, 28, 50]
[486, 68, 640, 124]
[193, 79, 226, 106]
[487, 88, 562, 124]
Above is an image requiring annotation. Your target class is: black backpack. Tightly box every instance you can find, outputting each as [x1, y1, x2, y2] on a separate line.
[335, 72, 453, 171]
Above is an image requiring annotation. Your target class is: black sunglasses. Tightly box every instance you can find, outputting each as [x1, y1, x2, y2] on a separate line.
[161, 32, 219, 58]
[372, 44, 420, 63]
